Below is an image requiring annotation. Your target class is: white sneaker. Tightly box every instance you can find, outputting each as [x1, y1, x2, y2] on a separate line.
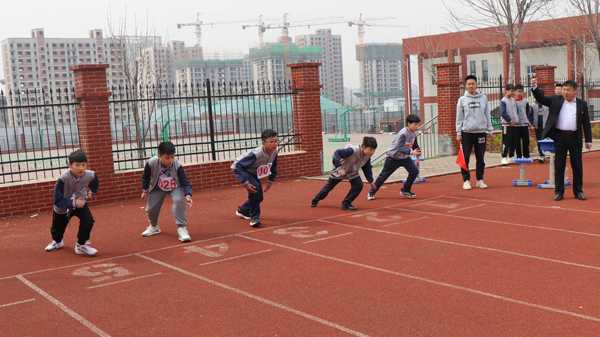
[367, 192, 376, 201]
[45, 240, 64, 252]
[250, 218, 261, 228]
[141, 225, 161, 237]
[177, 227, 191, 242]
[477, 180, 488, 189]
[74, 243, 98, 256]
[501, 157, 509, 165]
[235, 209, 251, 220]
[462, 181, 472, 190]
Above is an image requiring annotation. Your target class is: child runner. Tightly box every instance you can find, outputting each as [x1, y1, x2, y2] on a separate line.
[513, 84, 533, 159]
[45, 149, 100, 256]
[500, 84, 517, 165]
[368, 114, 422, 200]
[311, 137, 377, 210]
[232, 129, 279, 228]
[141, 141, 193, 242]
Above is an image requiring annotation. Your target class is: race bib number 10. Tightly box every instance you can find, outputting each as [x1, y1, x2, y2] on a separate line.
[257, 164, 272, 179]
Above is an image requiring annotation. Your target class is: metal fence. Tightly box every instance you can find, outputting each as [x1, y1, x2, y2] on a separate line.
[322, 108, 406, 134]
[0, 88, 80, 184]
[109, 80, 299, 171]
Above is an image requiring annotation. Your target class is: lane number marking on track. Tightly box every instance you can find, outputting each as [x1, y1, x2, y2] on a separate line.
[273, 226, 329, 239]
[349, 211, 403, 223]
[184, 243, 229, 258]
[72, 263, 133, 284]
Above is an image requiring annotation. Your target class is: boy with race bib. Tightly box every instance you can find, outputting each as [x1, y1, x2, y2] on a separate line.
[140, 141, 193, 242]
[232, 129, 279, 228]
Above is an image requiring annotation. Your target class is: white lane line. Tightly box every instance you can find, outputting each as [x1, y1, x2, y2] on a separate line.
[199, 250, 273, 266]
[445, 195, 600, 214]
[136, 253, 370, 337]
[16, 275, 112, 337]
[0, 298, 35, 309]
[86, 272, 163, 290]
[303, 232, 354, 244]
[319, 219, 600, 272]
[380, 216, 429, 228]
[237, 234, 600, 324]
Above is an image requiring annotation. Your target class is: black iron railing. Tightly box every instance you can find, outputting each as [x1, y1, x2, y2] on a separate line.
[109, 79, 299, 171]
[0, 87, 79, 184]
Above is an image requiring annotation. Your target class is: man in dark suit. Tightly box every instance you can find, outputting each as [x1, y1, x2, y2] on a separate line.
[531, 78, 592, 201]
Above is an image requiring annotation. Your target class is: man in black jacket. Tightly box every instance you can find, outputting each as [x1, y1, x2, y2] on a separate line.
[531, 78, 592, 201]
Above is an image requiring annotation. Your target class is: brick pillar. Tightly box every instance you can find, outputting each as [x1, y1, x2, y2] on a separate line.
[534, 65, 556, 95]
[71, 64, 113, 179]
[402, 54, 412, 115]
[289, 62, 323, 176]
[513, 47, 521, 84]
[502, 44, 510, 81]
[435, 63, 461, 152]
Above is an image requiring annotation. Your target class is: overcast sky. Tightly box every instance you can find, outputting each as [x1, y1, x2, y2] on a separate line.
[0, 0, 570, 88]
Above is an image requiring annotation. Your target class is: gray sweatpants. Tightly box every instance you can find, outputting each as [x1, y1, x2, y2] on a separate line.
[145, 187, 187, 227]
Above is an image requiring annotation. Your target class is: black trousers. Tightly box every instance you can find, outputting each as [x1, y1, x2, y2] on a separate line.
[51, 205, 95, 245]
[554, 130, 584, 195]
[239, 175, 263, 220]
[370, 157, 419, 194]
[501, 126, 512, 158]
[313, 176, 363, 206]
[511, 126, 530, 158]
[461, 132, 486, 181]
[535, 128, 545, 157]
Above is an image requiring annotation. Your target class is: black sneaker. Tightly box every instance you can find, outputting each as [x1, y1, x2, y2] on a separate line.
[235, 208, 251, 220]
[310, 200, 318, 208]
[341, 204, 358, 211]
[250, 218, 261, 228]
[401, 190, 417, 199]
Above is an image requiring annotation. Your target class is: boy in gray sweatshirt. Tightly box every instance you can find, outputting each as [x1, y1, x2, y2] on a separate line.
[500, 84, 517, 164]
[368, 114, 422, 200]
[141, 142, 193, 242]
[456, 75, 494, 190]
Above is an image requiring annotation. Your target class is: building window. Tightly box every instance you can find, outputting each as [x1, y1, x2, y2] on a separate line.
[481, 60, 489, 82]
[431, 66, 437, 85]
[469, 60, 477, 76]
[526, 65, 536, 79]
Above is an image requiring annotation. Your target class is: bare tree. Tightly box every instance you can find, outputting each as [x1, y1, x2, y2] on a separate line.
[568, 0, 600, 66]
[446, 0, 554, 83]
[106, 10, 167, 168]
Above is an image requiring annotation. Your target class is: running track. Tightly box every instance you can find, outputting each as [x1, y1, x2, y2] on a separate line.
[1, 152, 600, 337]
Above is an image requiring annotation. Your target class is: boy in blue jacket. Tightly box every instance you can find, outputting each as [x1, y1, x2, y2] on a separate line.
[368, 114, 422, 200]
[311, 137, 377, 211]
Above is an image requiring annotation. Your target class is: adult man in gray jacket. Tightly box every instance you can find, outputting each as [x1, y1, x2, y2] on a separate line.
[456, 75, 494, 190]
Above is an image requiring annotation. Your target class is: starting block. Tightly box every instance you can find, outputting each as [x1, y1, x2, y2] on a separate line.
[401, 155, 426, 184]
[512, 157, 534, 187]
[537, 139, 572, 189]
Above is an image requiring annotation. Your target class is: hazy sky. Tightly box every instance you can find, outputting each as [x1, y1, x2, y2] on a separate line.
[0, 0, 569, 88]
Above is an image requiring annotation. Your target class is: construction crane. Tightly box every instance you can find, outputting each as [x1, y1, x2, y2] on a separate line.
[241, 15, 269, 47]
[348, 14, 407, 45]
[177, 12, 253, 48]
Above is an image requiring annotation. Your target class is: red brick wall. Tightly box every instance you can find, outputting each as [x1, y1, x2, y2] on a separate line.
[0, 63, 324, 218]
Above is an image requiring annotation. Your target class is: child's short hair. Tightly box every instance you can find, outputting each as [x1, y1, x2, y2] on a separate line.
[514, 84, 524, 91]
[261, 129, 278, 141]
[68, 149, 88, 164]
[555, 82, 563, 88]
[362, 136, 378, 149]
[158, 141, 176, 156]
[464, 75, 478, 83]
[405, 114, 421, 125]
[504, 84, 515, 91]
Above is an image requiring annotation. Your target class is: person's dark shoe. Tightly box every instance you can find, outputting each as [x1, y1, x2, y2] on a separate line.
[341, 204, 358, 211]
[575, 192, 587, 201]
[310, 200, 318, 208]
[554, 193, 564, 201]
